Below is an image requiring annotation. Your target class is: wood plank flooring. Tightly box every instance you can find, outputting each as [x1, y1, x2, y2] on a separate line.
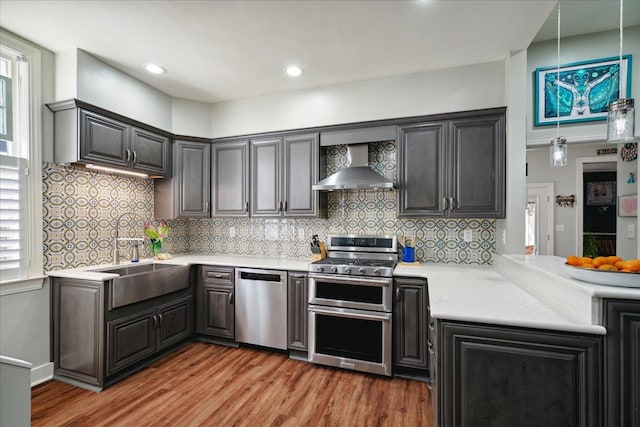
[32, 342, 432, 426]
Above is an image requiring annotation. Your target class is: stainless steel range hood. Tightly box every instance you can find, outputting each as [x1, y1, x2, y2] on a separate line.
[312, 144, 395, 191]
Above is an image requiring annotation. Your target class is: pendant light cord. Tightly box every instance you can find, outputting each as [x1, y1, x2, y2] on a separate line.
[556, 2, 561, 138]
[619, 0, 624, 98]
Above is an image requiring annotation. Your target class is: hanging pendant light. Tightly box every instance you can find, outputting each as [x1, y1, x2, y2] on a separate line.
[550, 2, 568, 167]
[606, 0, 636, 143]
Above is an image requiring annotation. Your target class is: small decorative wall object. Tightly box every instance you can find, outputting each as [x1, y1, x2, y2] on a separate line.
[587, 181, 616, 206]
[556, 194, 576, 207]
[596, 148, 618, 155]
[620, 142, 637, 162]
[534, 55, 632, 126]
[628, 172, 635, 184]
[618, 194, 637, 217]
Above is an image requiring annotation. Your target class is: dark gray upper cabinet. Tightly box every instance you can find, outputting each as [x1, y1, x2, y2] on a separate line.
[603, 299, 640, 427]
[250, 133, 323, 218]
[212, 140, 250, 217]
[155, 140, 210, 219]
[438, 321, 602, 427]
[48, 100, 171, 178]
[397, 110, 505, 218]
[394, 277, 429, 372]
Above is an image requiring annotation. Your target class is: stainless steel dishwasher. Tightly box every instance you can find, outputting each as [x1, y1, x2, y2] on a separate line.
[235, 268, 287, 350]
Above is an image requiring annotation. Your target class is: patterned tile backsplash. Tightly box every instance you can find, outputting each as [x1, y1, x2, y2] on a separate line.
[42, 141, 496, 271]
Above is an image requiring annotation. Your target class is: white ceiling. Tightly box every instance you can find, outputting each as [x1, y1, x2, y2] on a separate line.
[0, 1, 637, 104]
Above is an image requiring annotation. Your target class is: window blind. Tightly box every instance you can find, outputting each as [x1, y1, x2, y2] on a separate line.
[0, 155, 27, 281]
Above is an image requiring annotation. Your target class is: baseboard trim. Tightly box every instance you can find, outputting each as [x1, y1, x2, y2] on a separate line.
[31, 362, 54, 387]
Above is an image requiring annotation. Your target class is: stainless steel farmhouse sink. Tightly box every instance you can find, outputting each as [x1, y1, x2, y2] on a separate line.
[91, 263, 189, 310]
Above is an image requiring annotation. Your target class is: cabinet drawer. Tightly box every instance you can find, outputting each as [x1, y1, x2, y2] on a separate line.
[201, 266, 234, 284]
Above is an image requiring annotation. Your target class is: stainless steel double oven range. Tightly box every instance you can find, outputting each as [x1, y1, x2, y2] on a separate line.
[308, 234, 397, 376]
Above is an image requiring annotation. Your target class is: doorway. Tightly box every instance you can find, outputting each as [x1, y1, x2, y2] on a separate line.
[526, 183, 555, 255]
[575, 156, 617, 257]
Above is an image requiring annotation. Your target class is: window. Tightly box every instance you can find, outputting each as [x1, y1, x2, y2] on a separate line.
[0, 31, 44, 294]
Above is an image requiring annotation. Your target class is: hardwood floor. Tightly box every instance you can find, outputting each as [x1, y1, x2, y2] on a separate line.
[32, 342, 432, 426]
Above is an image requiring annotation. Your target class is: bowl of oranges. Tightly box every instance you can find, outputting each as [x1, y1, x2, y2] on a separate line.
[564, 256, 640, 287]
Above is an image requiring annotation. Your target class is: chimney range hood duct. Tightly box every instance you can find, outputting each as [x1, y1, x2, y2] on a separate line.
[312, 144, 395, 191]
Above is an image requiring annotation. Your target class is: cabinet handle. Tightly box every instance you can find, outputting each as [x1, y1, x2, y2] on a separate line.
[126, 149, 132, 162]
[205, 202, 210, 212]
[395, 288, 401, 301]
[427, 380, 433, 391]
[152, 315, 158, 328]
[132, 150, 137, 164]
[229, 292, 234, 305]
[283, 200, 287, 212]
[214, 274, 223, 278]
[245, 202, 249, 213]
[428, 339, 434, 350]
[158, 313, 163, 327]
[449, 197, 455, 211]
[279, 201, 283, 212]
[442, 197, 449, 212]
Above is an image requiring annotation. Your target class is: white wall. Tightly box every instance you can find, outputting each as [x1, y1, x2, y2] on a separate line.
[209, 60, 506, 138]
[527, 27, 640, 146]
[75, 49, 173, 131]
[171, 97, 212, 138]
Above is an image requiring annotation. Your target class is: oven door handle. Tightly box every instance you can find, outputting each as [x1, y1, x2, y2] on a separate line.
[308, 305, 392, 321]
[308, 274, 392, 287]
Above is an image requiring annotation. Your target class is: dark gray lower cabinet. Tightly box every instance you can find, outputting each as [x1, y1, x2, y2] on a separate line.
[604, 299, 640, 427]
[196, 266, 235, 340]
[394, 277, 428, 374]
[53, 277, 193, 390]
[438, 321, 602, 427]
[287, 272, 308, 353]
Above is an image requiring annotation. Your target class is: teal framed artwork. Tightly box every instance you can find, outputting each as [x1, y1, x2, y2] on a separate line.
[534, 55, 632, 126]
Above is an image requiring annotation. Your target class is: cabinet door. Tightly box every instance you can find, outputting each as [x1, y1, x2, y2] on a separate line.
[287, 273, 308, 351]
[394, 278, 428, 370]
[439, 322, 602, 427]
[448, 115, 505, 218]
[130, 127, 170, 176]
[283, 133, 319, 217]
[251, 137, 282, 217]
[106, 309, 157, 376]
[201, 285, 235, 339]
[79, 109, 129, 167]
[174, 140, 210, 218]
[397, 122, 447, 217]
[604, 299, 640, 427]
[157, 296, 194, 351]
[212, 140, 250, 217]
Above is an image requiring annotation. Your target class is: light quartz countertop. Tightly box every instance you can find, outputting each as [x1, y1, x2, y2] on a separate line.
[48, 253, 640, 335]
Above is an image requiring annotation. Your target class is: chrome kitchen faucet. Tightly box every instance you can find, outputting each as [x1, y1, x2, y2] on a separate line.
[113, 212, 145, 264]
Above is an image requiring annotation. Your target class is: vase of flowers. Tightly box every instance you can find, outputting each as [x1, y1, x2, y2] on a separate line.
[145, 220, 170, 258]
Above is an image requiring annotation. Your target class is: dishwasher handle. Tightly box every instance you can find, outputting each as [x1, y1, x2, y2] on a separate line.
[237, 268, 286, 283]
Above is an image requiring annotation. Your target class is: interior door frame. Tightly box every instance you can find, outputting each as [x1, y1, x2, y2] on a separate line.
[575, 155, 617, 256]
[527, 182, 555, 255]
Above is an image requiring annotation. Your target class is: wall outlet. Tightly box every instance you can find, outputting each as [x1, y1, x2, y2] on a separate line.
[628, 224, 636, 239]
[463, 230, 473, 242]
[555, 224, 565, 232]
[298, 229, 305, 240]
[229, 227, 236, 237]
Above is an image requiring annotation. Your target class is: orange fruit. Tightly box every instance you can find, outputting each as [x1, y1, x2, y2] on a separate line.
[598, 264, 618, 271]
[566, 255, 580, 266]
[592, 256, 610, 267]
[614, 260, 625, 270]
[579, 257, 593, 266]
[621, 260, 640, 272]
[580, 263, 595, 269]
[608, 256, 622, 264]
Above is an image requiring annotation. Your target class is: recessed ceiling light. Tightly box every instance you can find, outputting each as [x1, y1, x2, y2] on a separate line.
[286, 66, 303, 77]
[144, 63, 166, 75]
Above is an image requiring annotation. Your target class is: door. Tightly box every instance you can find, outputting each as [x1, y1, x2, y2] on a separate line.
[201, 285, 234, 339]
[397, 122, 447, 217]
[283, 133, 319, 217]
[106, 308, 156, 376]
[287, 273, 308, 351]
[526, 183, 554, 255]
[251, 137, 282, 217]
[212, 140, 250, 217]
[175, 141, 210, 218]
[79, 109, 129, 167]
[448, 115, 505, 218]
[130, 127, 169, 176]
[157, 297, 193, 350]
[394, 278, 428, 370]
